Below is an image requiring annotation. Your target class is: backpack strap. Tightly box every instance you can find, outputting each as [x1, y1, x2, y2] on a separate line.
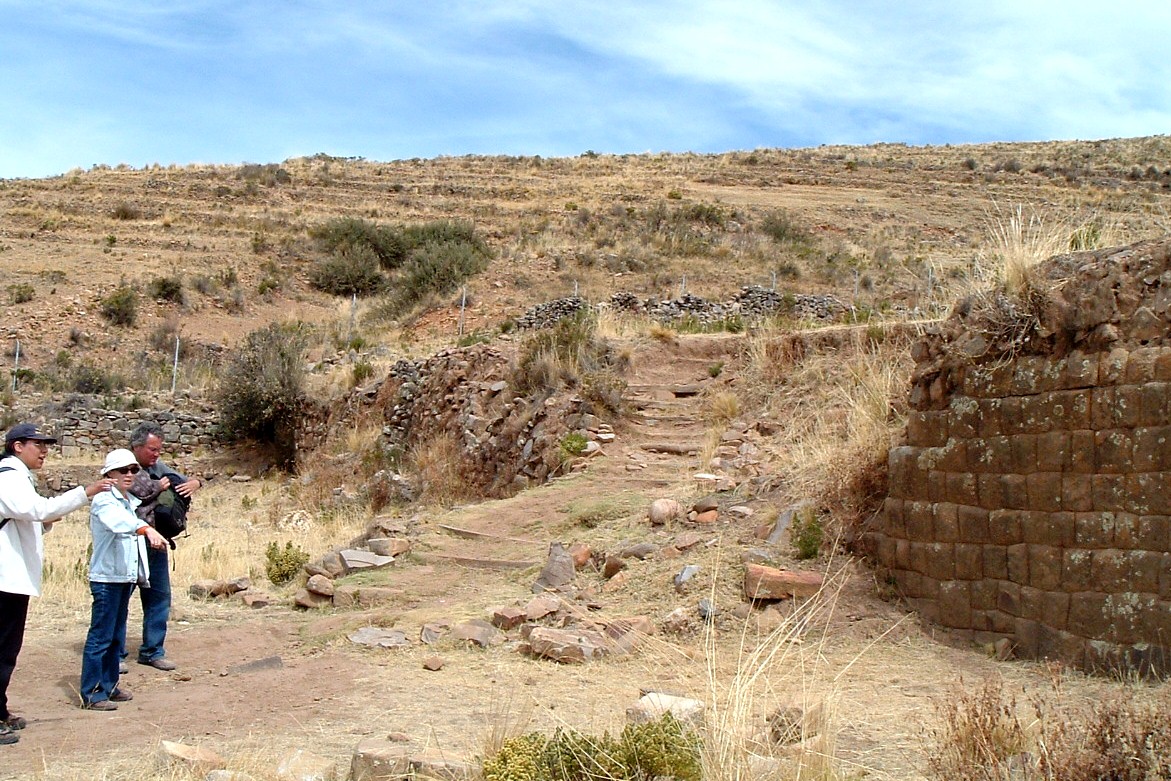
[0, 466, 14, 531]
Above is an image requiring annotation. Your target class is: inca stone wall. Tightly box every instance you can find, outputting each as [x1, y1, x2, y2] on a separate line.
[864, 240, 1171, 675]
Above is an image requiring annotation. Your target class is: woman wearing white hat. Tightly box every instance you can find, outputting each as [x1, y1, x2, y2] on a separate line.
[79, 449, 166, 711]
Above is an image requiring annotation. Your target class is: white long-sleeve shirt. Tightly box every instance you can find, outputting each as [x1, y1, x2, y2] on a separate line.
[0, 455, 89, 596]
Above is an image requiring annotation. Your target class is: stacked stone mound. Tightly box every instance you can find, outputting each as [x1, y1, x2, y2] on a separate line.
[371, 343, 590, 496]
[863, 239, 1171, 675]
[731, 285, 849, 320]
[515, 296, 586, 329]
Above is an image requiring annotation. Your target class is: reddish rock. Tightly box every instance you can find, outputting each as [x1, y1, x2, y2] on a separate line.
[568, 542, 592, 569]
[491, 606, 526, 630]
[743, 564, 824, 600]
[693, 509, 719, 524]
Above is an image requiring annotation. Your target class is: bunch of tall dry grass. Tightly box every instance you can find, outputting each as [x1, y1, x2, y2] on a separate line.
[925, 675, 1171, 781]
[739, 326, 913, 537]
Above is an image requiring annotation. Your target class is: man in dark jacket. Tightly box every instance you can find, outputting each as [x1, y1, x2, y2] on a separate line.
[127, 422, 201, 672]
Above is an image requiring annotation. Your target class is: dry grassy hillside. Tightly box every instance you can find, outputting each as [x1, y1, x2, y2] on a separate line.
[2, 139, 1171, 781]
[3, 137, 1170, 391]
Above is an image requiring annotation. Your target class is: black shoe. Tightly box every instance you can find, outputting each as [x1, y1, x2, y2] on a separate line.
[3, 715, 27, 730]
[0, 726, 18, 745]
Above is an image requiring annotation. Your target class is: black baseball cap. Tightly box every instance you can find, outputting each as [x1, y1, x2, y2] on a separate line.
[4, 423, 58, 445]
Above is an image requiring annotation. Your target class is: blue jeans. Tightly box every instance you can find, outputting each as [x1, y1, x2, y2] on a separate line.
[80, 582, 133, 705]
[137, 545, 171, 662]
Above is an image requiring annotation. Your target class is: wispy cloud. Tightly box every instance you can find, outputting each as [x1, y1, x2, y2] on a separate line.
[0, 1, 1167, 177]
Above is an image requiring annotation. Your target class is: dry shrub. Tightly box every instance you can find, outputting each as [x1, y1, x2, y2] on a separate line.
[926, 678, 1171, 781]
[704, 390, 741, 424]
[1038, 689, 1171, 781]
[925, 677, 1032, 781]
[407, 431, 475, 505]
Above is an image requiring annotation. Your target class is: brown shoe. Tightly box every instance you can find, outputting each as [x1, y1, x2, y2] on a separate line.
[138, 657, 177, 671]
[83, 700, 117, 711]
[110, 688, 133, 702]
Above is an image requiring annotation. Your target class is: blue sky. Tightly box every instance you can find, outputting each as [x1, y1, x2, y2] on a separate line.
[1, 1, 1168, 178]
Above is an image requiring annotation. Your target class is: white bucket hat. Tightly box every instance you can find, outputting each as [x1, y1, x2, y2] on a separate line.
[101, 448, 139, 476]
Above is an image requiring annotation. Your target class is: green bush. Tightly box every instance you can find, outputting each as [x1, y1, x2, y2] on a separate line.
[264, 541, 309, 585]
[790, 508, 824, 560]
[311, 217, 406, 270]
[309, 244, 387, 297]
[483, 715, 700, 781]
[559, 432, 588, 459]
[100, 285, 138, 326]
[760, 210, 811, 245]
[352, 360, 375, 385]
[8, 283, 34, 305]
[70, 362, 121, 394]
[379, 239, 488, 315]
[148, 275, 185, 304]
[215, 322, 309, 466]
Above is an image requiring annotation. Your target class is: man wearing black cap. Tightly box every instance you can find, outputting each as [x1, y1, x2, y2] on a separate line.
[0, 424, 111, 746]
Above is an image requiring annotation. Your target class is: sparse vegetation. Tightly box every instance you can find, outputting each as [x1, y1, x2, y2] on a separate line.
[7, 283, 34, 304]
[148, 274, 185, 304]
[99, 284, 139, 326]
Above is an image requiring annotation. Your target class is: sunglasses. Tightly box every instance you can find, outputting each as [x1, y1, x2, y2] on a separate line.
[109, 465, 141, 475]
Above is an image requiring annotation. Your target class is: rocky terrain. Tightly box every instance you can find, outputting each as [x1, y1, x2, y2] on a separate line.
[2, 139, 1171, 780]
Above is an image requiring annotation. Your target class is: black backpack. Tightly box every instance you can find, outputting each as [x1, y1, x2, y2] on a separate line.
[152, 481, 191, 541]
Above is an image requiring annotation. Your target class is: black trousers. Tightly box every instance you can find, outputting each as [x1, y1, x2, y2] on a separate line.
[0, 590, 30, 721]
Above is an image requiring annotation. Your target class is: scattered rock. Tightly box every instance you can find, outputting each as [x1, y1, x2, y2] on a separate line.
[157, 740, 226, 774]
[673, 564, 700, 592]
[339, 549, 394, 570]
[648, 498, 683, 526]
[206, 771, 257, 781]
[367, 537, 411, 557]
[305, 552, 348, 579]
[491, 606, 526, 630]
[350, 741, 470, 781]
[741, 548, 773, 565]
[602, 555, 626, 579]
[523, 594, 561, 620]
[673, 532, 704, 550]
[422, 655, 444, 671]
[188, 579, 219, 600]
[532, 542, 575, 593]
[420, 622, 451, 644]
[451, 620, 502, 647]
[698, 598, 718, 621]
[293, 589, 332, 610]
[693, 509, 719, 524]
[276, 748, 336, 781]
[528, 627, 613, 663]
[567, 541, 592, 569]
[305, 574, 335, 597]
[349, 627, 410, 649]
[626, 692, 705, 727]
[619, 542, 657, 560]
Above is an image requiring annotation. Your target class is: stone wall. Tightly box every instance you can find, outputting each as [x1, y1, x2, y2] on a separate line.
[863, 240, 1171, 675]
[4, 393, 219, 457]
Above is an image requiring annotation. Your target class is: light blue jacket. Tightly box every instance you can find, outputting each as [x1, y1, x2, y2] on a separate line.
[88, 487, 148, 584]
